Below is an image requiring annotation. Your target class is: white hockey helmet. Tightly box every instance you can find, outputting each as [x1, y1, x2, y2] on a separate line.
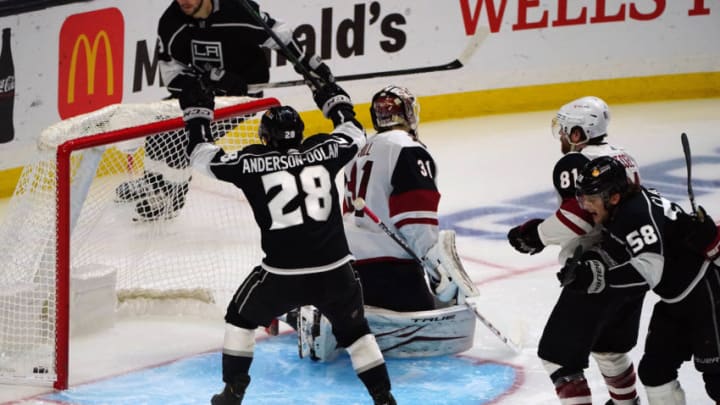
[370, 85, 420, 135]
[551, 96, 610, 142]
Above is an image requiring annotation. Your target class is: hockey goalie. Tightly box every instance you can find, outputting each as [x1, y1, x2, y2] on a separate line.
[292, 85, 479, 361]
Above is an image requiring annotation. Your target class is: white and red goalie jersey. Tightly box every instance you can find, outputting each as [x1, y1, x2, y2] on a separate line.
[540, 142, 641, 261]
[343, 129, 440, 263]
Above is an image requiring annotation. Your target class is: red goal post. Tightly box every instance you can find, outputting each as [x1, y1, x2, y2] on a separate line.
[0, 96, 279, 390]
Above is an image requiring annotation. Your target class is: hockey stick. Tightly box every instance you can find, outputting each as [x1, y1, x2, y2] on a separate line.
[247, 26, 491, 93]
[235, 0, 323, 90]
[681, 132, 705, 221]
[352, 198, 521, 353]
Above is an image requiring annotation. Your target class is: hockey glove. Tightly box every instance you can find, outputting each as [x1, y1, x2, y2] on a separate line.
[557, 250, 607, 294]
[296, 54, 334, 89]
[693, 207, 720, 261]
[507, 218, 545, 255]
[312, 83, 355, 124]
[676, 206, 720, 260]
[207, 67, 248, 96]
[423, 242, 460, 303]
[179, 77, 215, 157]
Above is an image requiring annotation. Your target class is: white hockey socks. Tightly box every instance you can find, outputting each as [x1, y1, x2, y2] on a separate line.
[645, 380, 687, 405]
[592, 352, 639, 404]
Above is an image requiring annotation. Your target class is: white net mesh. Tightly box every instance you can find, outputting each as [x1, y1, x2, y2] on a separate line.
[0, 96, 276, 386]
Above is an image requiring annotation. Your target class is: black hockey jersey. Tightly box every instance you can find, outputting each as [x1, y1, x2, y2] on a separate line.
[539, 143, 640, 261]
[596, 187, 708, 301]
[191, 121, 366, 274]
[157, 0, 290, 87]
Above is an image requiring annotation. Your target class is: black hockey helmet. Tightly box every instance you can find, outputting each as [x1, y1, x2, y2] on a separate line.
[370, 85, 419, 135]
[259, 106, 304, 150]
[576, 156, 629, 199]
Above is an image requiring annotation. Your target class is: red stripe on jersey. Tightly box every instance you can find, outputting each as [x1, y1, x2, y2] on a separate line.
[556, 211, 587, 236]
[389, 189, 440, 217]
[556, 197, 592, 236]
[395, 217, 439, 229]
[559, 197, 590, 220]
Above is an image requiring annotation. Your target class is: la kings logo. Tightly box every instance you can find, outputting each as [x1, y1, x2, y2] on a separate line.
[191, 40, 223, 70]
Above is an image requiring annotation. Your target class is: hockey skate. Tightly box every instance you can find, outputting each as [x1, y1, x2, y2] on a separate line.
[604, 399, 640, 405]
[115, 172, 163, 202]
[211, 375, 250, 405]
[133, 180, 189, 222]
[116, 172, 189, 221]
[371, 389, 397, 405]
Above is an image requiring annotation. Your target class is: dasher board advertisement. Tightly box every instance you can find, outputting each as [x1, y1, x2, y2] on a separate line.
[0, 0, 718, 170]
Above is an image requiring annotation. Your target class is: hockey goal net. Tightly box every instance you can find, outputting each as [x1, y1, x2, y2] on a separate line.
[0, 96, 280, 389]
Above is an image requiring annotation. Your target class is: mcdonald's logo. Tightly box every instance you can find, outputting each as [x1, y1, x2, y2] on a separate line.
[58, 8, 124, 119]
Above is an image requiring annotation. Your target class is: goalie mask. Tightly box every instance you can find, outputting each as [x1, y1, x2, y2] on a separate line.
[259, 106, 304, 150]
[552, 96, 610, 145]
[370, 85, 420, 136]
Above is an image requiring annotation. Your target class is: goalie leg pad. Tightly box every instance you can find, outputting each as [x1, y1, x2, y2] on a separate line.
[366, 304, 476, 358]
[297, 305, 341, 362]
[312, 313, 341, 362]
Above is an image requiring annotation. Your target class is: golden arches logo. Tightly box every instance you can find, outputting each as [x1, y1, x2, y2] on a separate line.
[67, 31, 114, 103]
[58, 7, 124, 119]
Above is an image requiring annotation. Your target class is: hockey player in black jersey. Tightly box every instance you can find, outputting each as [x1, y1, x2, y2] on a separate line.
[185, 82, 396, 405]
[560, 156, 720, 405]
[116, 0, 333, 221]
[507, 97, 644, 404]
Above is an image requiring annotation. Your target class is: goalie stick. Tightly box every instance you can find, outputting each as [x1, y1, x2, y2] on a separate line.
[352, 198, 520, 353]
[247, 26, 491, 93]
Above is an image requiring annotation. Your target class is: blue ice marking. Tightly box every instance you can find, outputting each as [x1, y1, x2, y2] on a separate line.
[442, 153, 720, 240]
[44, 334, 518, 405]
